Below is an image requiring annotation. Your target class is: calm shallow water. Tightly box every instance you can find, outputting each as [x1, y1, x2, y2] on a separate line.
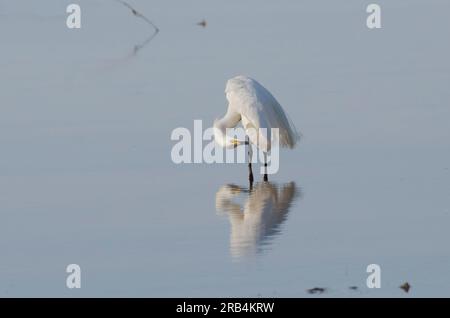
[0, 0, 449, 297]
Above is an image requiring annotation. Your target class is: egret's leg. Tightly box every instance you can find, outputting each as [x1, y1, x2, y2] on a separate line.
[247, 137, 254, 188]
[263, 152, 268, 182]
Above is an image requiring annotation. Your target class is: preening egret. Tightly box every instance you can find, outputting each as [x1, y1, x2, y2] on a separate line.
[214, 75, 300, 185]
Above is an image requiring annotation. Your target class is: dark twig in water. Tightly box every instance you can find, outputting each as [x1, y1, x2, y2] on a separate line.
[131, 30, 158, 56]
[307, 287, 326, 294]
[114, 0, 159, 33]
[109, 0, 159, 59]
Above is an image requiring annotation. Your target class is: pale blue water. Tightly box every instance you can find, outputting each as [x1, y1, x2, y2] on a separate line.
[0, 0, 449, 297]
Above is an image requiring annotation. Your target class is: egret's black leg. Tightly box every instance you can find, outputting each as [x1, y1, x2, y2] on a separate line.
[247, 137, 254, 189]
[263, 153, 268, 182]
[249, 162, 254, 187]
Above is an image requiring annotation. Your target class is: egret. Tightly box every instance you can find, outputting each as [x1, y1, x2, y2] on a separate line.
[214, 75, 300, 185]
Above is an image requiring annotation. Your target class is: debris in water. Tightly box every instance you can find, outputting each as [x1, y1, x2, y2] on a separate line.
[400, 282, 411, 293]
[197, 19, 207, 28]
[115, 0, 159, 32]
[307, 287, 326, 294]
[349, 286, 358, 291]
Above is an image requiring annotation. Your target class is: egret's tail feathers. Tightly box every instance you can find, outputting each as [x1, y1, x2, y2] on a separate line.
[278, 115, 301, 149]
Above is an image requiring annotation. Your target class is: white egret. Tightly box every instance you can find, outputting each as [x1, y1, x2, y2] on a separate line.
[214, 75, 300, 184]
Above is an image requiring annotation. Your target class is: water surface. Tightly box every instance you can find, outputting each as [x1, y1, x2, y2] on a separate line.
[0, 0, 449, 297]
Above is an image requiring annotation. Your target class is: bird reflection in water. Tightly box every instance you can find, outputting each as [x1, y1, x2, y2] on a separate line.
[215, 181, 300, 260]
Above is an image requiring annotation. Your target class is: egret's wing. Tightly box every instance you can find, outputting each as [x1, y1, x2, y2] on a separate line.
[225, 76, 300, 149]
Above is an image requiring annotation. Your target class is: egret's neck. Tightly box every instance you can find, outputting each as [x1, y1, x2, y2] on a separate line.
[214, 109, 241, 148]
[217, 109, 240, 128]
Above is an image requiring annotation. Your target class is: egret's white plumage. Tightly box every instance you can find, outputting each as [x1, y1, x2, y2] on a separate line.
[214, 75, 300, 151]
